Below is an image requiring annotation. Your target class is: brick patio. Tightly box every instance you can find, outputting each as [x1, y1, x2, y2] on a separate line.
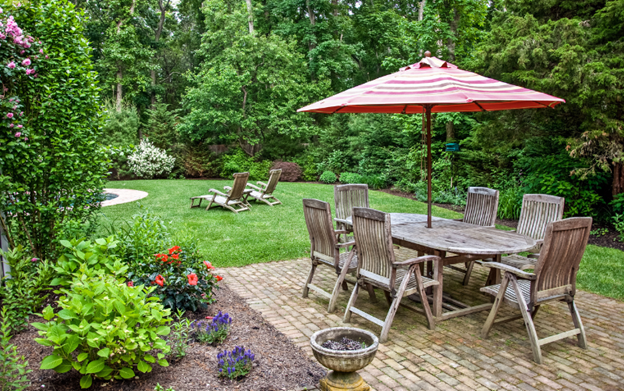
[221, 247, 624, 391]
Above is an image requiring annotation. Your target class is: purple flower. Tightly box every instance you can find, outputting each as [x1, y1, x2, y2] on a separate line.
[7, 61, 15, 69]
[22, 58, 30, 66]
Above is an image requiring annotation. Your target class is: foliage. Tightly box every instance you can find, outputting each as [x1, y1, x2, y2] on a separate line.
[614, 214, 624, 242]
[0, 246, 54, 334]
[497, 187, 524, 220]
[361, 174, 389, 190]
[104, 145, 135, 180]
[127, 245, 219, 312]
[33, 262, 172, 389]
[144, 103, 180, 151]
[0, 307, 31, 391]
[154, 384, 175, 391]
[299, 155, 319, 181]
[180, 144, 220, 178]
[0, 0, 107, 260]
[339, 172, 363, 184]
[167, 310, 191, 362]
[319, 171, 337, 184]
[216, 346, 254, 380]
[100, 100, 140, 148]
[51, 237, 119, 287]
[611, 193, 624, 215]
[220, 149, 271, 180]
[190, 311, 231, 344]
[271, 161, 301, 182]
[128, 139, 176, 179]
[590, 228, 609, 237]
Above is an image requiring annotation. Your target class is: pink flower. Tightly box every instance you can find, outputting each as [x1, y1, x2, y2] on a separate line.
[31, 257, 38, 262]
[0, 33, 5, 40]
[19, 50, 24, 55]
[24, 137, 28, 141]
[19, 111, 23, 116]
[45, 55, 49, 59]
[7, 61, 15, 69]
[39, 49, 43, 54]
[25, 69, 34, 75]
[9, 123, 14, 128]
[127, 281, 134, 287]
[12, 106, 16, 110]
[6, 112, 13, 118]
[22, 58, 30, 66]
[17, 124, 22, 128]
[15, 132, 21, 137]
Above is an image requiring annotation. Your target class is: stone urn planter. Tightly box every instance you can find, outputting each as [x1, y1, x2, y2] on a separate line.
[310, 327, 379, 391]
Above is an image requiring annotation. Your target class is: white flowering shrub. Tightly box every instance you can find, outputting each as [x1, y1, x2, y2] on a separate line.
[128, 139, 175, 179]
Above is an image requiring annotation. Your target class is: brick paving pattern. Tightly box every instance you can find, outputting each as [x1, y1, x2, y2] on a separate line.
[221, 247, 624, 391]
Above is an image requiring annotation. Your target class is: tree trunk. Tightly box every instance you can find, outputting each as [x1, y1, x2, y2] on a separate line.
[115, 0, 136, 112]
[418, 0, 426, 21]
[306, 0, 316, 51]
[446, 121, 454, 141]
[614, 161, 624, 197]
[151, 0, 170, 106]
[245, 0, 254, 34]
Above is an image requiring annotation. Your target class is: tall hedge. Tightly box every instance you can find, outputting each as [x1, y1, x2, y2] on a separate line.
[0, 0, 107, 259]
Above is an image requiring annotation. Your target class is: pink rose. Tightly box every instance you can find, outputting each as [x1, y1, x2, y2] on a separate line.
[19, 111, 23, 116]
[6, 112, 13, 118]
[45, 55, 49, 59]
[19, 50, 24, 55]
[22, 58, 30, 66]
[17, 124, 22, 128]
[39, 49, 43, 54]
[24, 137, 28, 141]
[9, 123, 14, 128]
[25, 69, 34, 75]
[15, 132, 21, 137]
[7, 61, 15, 69]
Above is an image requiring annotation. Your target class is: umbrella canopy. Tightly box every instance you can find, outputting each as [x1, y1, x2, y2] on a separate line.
[298, 52, 565, 227]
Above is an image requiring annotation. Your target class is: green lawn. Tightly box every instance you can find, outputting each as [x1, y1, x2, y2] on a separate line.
[99, 180, 624, 301]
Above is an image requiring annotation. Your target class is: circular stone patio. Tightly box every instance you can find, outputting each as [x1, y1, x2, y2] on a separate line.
[101, 188, 148, 207]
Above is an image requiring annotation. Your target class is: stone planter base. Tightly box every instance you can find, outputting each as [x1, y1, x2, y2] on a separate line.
[320, 371, 370, 391]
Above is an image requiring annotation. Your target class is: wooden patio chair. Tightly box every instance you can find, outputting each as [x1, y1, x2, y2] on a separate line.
[480, 217, 592, 364]
[302, 198, 361, 313]
[500, 194, 565, 271]
[189, 172, 251, 213]
[450, 187, 499, 285]
[334, 184, 369, 242]
[245, 169, 283, 206]
[343, 207, 441, 342]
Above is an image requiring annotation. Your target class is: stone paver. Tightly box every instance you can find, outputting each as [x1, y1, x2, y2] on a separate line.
[102, 188, 148, 206]
[221, 247, 624, 391]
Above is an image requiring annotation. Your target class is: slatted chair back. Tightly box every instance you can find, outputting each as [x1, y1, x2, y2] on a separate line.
[352, 207, 395, 281]
[533, 217, 592, 299]
[303, 199, 338, 265]
[335, 184, 369, 221]
[463, 187, 499, 226]
[227, 172, 250, 200]
[516, 194, 565, 241]
[263, 169, 282, 195]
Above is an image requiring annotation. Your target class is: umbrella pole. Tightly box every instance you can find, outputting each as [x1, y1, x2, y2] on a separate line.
[425, 104, 433, 228]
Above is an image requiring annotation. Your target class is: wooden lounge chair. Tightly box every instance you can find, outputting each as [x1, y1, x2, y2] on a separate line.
[302, 198, 361, 313]
[449, 187, 499, 285]
[500, 194, 565, 271]
[245, 169, 282, 206]
[334, 184, 369, 242]
[189, 172, 251, 213]
[343, 207, 441, 342]
[480, 217, 591, 364]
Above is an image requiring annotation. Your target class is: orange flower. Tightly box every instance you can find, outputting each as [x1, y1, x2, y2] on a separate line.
[154, 275, 165, 287]
[168, 245, 181, 255]
[187, 273, 198, 286]
[204, 261, 215, 270]
[216, 275, 223, 282]
[171, 253, 179, 260]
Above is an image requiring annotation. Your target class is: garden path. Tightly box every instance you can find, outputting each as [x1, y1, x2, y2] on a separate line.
[101, 188, 148, 206]
[221, 247, 624, 391]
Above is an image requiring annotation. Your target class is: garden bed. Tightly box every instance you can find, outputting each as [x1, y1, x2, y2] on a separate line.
[13, 284, 325, 391]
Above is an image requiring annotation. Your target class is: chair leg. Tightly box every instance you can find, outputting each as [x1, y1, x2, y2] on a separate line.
[379, 270, 412, 343]
[568, 299, 587, 349]
[366, 283, 377, 303]
[205, 200, 214, 211]
[462, 261, 475, 286]
[414, 269, 435, 330]
[302, 263, 317, 298]
[531, 305, 540, 319]
[343, 282, 360, 323]
[341, 280, 349, 291]
[510, 274, 542, 364]
[481, 273, 510, 339]
[329, 263, 352, 313]
[383, 291, 392, 306]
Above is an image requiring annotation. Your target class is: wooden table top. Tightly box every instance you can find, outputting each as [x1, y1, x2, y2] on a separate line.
[336, 213, 537, 255]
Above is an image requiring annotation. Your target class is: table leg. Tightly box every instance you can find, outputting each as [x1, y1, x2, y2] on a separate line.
[432, 250, 443, 318]
[485, 254, 502, 286]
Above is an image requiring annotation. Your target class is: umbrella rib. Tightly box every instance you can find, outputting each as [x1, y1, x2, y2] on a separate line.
[533, 101, 551, 109]
[473, 101, 487, 112]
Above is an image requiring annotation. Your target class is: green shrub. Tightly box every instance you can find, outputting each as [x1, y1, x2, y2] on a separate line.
[220, 149, 271, 180]
[497, 187, 524, 220]
[339, 172, 363, 184]
[33, 262, 172, 389]
[0, 307, 32, 391]
[127, 245, 218, 312]
[0, 246, 54, 334]
[614, 214, 624, 242]
[299, 155, 318, 182]
[361, 174, 388, 190]
[101, 100, 140, 148]
[611, 194, 624, 215]
[51, 237, 119, 287]
[319, 171, 337, 184]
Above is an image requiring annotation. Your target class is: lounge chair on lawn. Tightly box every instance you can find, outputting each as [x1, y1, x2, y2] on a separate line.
[189, 172, 251, 213]
[245, 169, 282, 206]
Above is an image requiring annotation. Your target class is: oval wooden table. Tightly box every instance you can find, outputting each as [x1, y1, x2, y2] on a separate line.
[336, 213, 537, 321]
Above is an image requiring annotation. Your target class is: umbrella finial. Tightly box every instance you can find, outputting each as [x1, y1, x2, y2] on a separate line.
[424, 51, 431, 57]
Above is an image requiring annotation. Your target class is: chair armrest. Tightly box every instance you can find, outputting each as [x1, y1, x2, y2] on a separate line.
[334, 230, 348, 235]
[257, 181, 268, 189]
[208, 189, 228, 197]
[394, 255, 440, 266]
[223, 186, 232, 191]
[481, 262, 536, 279]
[527, 253, 540, 259]
[246, 183, 262, 191]
[336, 241, 355, 248]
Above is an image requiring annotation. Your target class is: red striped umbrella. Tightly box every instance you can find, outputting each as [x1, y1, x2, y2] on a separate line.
[298, 52, 565, 227]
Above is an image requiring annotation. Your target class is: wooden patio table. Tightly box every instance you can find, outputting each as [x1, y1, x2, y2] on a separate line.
[335, 213, 537, 322]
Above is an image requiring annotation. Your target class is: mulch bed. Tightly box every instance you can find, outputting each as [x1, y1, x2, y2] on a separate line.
[13, 284, 326, 391]
[380, 188, 624, 252]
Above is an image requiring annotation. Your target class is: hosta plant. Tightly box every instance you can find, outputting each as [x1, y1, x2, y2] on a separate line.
[33, 262, 172, 389]
[128, 245, 221, 312]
